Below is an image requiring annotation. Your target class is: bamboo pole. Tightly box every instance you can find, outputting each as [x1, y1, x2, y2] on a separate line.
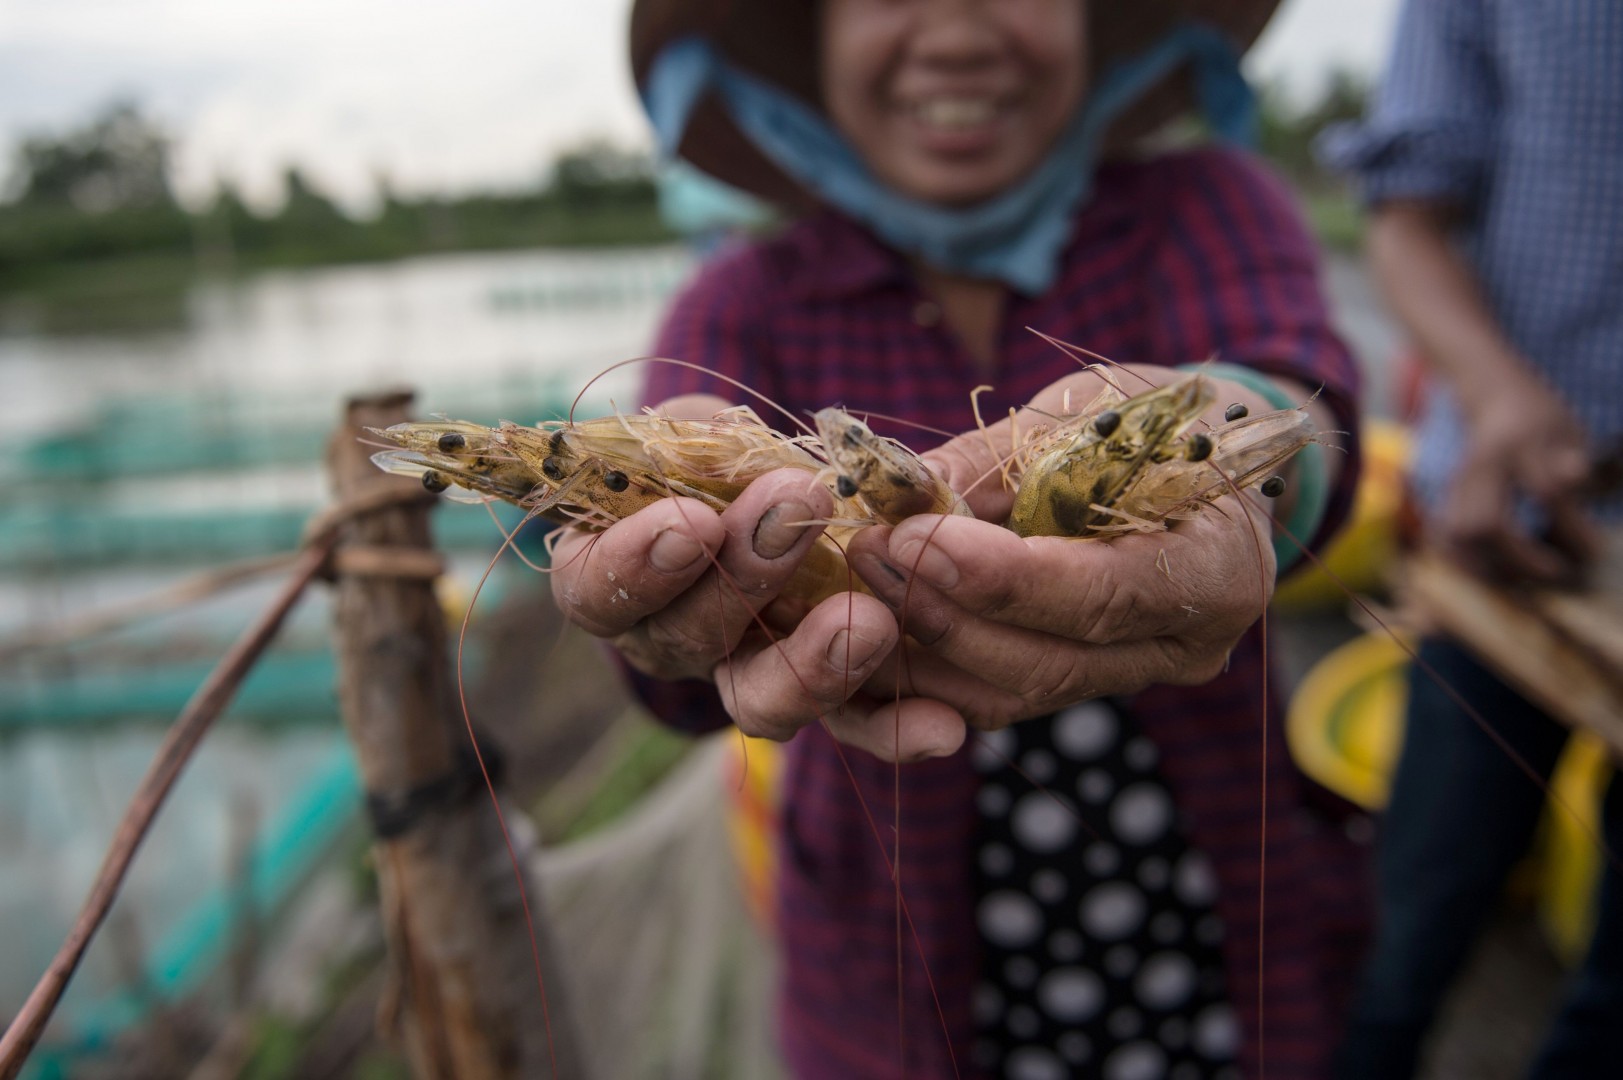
[327, 391, 584, 1080]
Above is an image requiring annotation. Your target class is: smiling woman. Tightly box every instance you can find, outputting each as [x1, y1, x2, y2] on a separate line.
[580, 1, 1367, 1077]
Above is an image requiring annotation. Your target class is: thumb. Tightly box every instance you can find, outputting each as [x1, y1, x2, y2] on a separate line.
[923, 418, 1023, 523]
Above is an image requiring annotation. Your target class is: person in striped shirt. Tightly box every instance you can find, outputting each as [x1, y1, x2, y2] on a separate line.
[1324, 2, 1623, 1076]
[554, 1, 1368, 1076]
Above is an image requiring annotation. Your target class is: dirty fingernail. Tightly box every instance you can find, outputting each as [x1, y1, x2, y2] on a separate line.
[826, 628, 884, 671]
[649, 528, 704, 572]
[895, 536, 959, 589]
[753, 502, 811, 559]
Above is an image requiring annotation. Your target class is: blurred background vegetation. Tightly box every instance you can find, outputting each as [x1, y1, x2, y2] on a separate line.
[0, 101, 671, 325]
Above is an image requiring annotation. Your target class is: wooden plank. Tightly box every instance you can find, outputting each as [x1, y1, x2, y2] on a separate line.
[1405, 550, 1623, 759]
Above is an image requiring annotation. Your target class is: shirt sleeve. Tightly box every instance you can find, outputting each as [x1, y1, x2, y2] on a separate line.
[1316, 0, 1496, 208]
[1145, 147, 1363, 556]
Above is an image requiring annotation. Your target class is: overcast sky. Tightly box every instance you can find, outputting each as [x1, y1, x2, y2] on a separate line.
[0, 0, 1400, 211]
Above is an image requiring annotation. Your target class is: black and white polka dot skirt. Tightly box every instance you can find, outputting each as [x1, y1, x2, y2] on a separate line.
[971, 700, 1242, 1080]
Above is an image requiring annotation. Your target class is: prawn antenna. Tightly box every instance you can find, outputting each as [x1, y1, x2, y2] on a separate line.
[571, 356, 820, 439]
[454, 506, 562, 1078]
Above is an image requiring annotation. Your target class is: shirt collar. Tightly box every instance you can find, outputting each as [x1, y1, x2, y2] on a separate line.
[780, 209, 912, 301]
[778, 163, 1142, 304]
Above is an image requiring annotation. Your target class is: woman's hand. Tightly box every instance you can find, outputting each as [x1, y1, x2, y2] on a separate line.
[847, 366, 1290, 738]
[549, 396, 965, 762]
[846, 498, 1275, 732]
[560, 367, 1307, 762]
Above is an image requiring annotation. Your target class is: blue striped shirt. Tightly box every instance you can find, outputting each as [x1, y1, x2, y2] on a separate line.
[1323, 0, 1623, 522]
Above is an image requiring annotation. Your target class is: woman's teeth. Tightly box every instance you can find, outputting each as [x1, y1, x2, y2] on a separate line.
[913, 98, 998, 130]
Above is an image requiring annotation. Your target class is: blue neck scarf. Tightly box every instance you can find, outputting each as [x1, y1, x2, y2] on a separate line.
[642, 23, 1256, 295]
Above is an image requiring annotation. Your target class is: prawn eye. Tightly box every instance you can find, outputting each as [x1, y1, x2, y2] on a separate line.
[836, 475, 860, 498]
[422, 471, 449, 494]
[1186, 433, 1213, 462]
[1261, 475, 1287, 498]
[542, 455, 565, 481]
[603, 470, 630, 493]
[437, 432, 466, 452]
[1224, 402, 1249, 422]
[1093, 410, 1122, 437]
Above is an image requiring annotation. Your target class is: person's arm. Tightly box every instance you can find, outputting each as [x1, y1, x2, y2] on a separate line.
[1320, 0, 1597, 580]
[1368, 200, 1598, 583]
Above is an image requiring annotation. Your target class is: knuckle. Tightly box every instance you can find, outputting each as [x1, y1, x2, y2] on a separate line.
[642, 612, 727, 668]
[614, 632, 691, 681]
[971, 567, 1024, 622]
[731, 710, 796, 742]
[964, 698, 1026, 732]
[1165, 642, 1227, 686]
[1011, 648, 1087, 707]
[1079, 577, 1142, 645]
[717, 649, 832, 739]
[553, 581, 620, 638]
[716, 548, 785, 601]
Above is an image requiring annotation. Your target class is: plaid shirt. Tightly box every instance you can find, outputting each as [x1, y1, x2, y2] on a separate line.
[637, 147, 1365, 1079]
[1322, 0, 1623, 522]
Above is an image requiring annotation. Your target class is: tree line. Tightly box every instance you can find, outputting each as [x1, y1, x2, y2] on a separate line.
[0, 103, 670, 293]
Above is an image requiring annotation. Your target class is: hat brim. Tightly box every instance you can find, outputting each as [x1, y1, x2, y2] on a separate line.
[630, 0, 1281, 209]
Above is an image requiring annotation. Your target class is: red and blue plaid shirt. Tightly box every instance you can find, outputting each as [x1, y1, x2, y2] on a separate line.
[637, 147, 1366, 1079]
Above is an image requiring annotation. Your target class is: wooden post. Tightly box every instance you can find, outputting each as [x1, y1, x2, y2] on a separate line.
[327, 391, 585, 1080]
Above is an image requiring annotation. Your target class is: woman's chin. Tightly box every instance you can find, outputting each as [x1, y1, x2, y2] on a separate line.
[881, 161, 1026, 208]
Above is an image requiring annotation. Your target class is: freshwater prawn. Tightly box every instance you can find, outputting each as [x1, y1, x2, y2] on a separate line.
[369, 368, 1318, 551]
[370, 404, 872, 610]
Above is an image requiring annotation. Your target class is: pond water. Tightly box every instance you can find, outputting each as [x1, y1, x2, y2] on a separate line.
[4, 245, 693, 437]
[1, 245, 696, 1064]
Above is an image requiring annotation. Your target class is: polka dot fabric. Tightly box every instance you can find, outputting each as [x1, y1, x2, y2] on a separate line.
[972, 702, 1241, 1079]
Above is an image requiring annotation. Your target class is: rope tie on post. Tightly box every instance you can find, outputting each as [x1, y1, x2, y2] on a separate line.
[303, 483, 446, 582]
[364, 727, 507, 840]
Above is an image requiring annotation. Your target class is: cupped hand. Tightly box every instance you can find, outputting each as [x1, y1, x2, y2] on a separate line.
[848, 365, 1285, 733]
[550, 396, 966, 762]
[848, 496, 1276, 732]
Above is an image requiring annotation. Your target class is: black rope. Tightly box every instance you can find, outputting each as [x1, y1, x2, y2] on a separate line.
[364, 726, 506, 840]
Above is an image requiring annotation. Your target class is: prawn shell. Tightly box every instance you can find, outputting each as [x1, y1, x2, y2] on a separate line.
[367, 422, 553, 505]
[370, 411, 871, 607]
[1008, 375, 1215, 538]
[813, 407, 970, 523]
[1080, 408, 1320, 534]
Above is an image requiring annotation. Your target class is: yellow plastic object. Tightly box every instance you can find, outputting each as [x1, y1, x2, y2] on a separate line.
[723, 734, 784, 929]
[1274, 421, 1410, 611]
[1288, 629, 1612, 963]
[1286, 630, 1412, 810]
[1538, 733, 1610, 966]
